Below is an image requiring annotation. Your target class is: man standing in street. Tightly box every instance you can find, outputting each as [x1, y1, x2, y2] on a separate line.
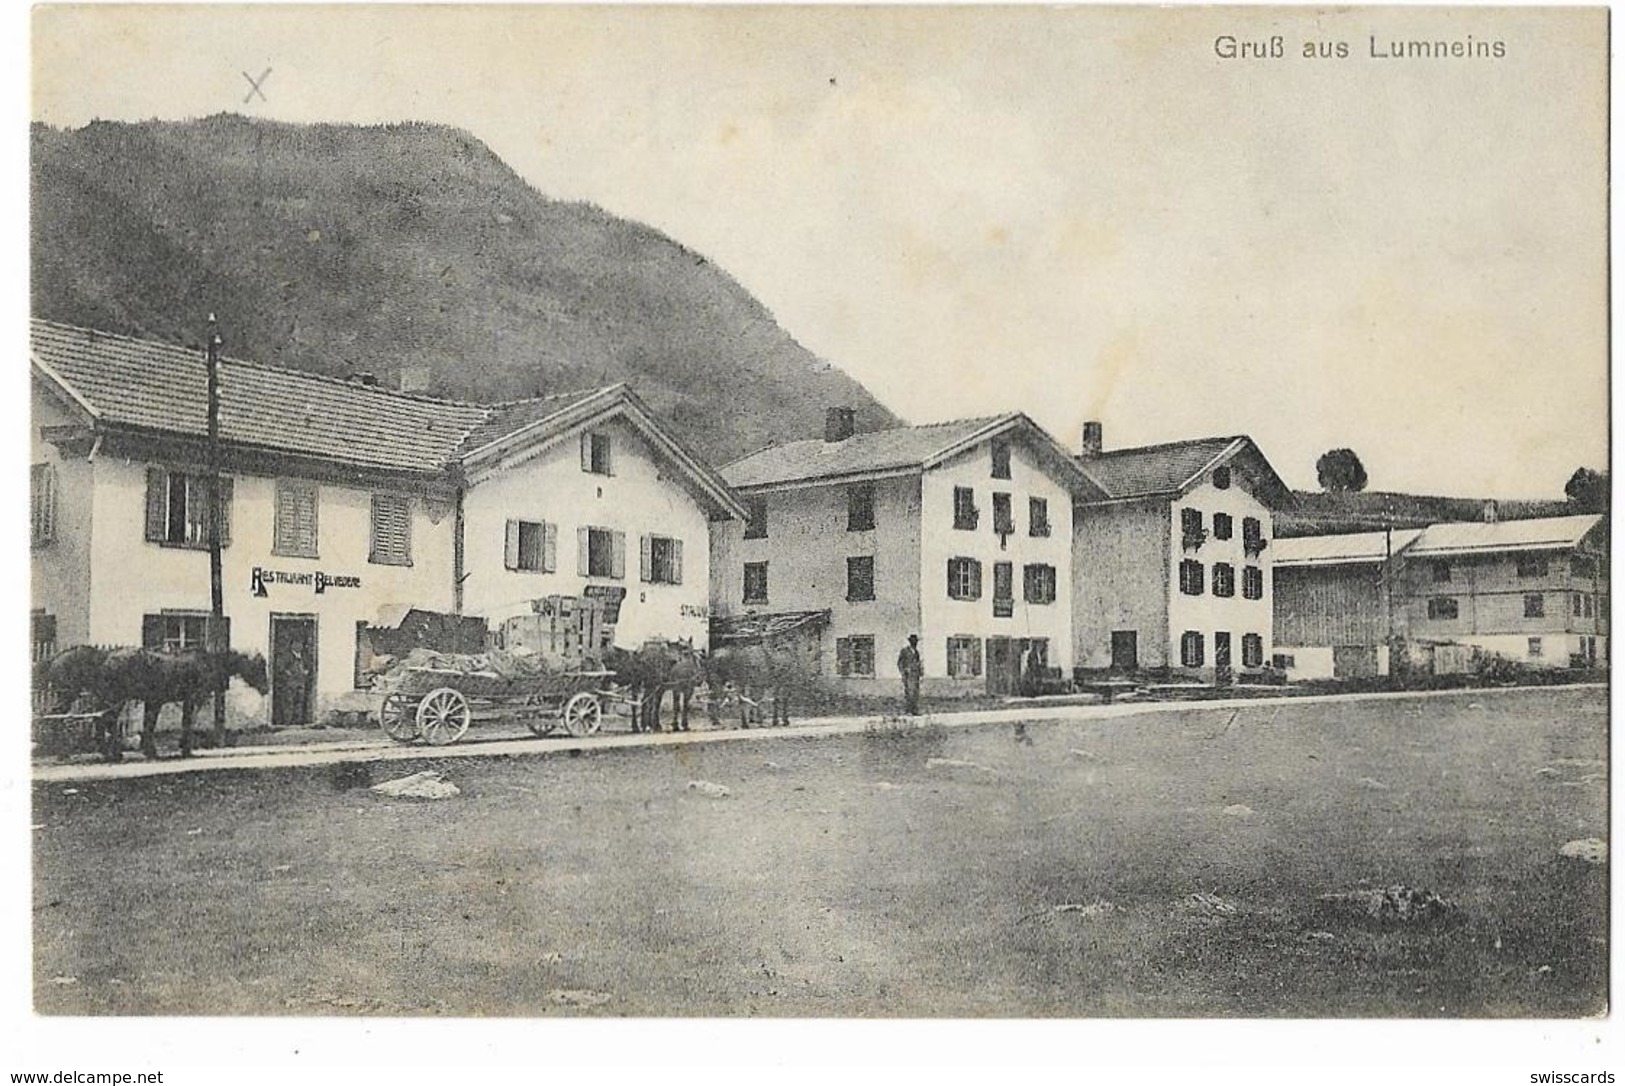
[898, 634, 924, 716]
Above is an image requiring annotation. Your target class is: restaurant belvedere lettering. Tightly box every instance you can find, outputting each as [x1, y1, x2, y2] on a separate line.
[250, 566, 363, 598]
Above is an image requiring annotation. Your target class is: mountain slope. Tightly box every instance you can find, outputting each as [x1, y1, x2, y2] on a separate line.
[31, 114, 898, 465]
[1277, 490, 1581, 537]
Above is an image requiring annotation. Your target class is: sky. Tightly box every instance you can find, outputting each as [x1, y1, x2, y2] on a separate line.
[30, 5, 1610, 497]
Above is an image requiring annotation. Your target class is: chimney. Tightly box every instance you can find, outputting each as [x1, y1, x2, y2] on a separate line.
[825, 407, 856, 443]
[348, 371, 380, 388]
[399, 364, 432, 394]
[1482, 499, 1499, 523]
[1080, 421, 1104, 459]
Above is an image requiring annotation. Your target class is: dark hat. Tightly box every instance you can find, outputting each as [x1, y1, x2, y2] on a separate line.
[908, 634, 919, 643]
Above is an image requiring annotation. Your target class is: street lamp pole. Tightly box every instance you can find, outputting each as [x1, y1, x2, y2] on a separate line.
[206, 315, 227, 748]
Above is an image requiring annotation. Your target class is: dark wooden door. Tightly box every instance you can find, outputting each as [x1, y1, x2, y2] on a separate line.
[271, 616, 317, 726]
[986, 637, 1016, 696]
[1214, 631, 1233, 685]
[1110, 630, 1138, 671]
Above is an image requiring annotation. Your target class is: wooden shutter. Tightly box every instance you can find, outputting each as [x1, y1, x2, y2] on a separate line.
[947, 560, 956, 598]
[145, 467, 167, 542]
[836, 637, 852, 677]
[504, 520, 521, 570]
[611, 531, 626, 579]
[580, 434, 593, 472]
[141, 613, 163, 649]
[542, 522, 558, 573]
[639, 534, 653, 582]
[971, 638, 983, 677]
[577, 527, 591, 575]
[969, 560, 983, 600]
[671, 539, 683, 585]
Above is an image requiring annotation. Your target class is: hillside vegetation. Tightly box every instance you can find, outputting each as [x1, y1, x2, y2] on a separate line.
[31, 114, 897, 465]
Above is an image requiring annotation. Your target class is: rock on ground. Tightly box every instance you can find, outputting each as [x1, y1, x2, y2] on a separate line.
[1559, 838, 1607, 864]
[687, 779, 732, 798]
[1319, 884, 1460, 924]
[371, 770, 460, 800]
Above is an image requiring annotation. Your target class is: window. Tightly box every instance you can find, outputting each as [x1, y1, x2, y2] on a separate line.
[31, 611, 57, 665]
[1212, 513, 1233, 541]
[145, 467, 233, 549]
[579, 526, 626, 579]
[1180, 631, 1205, 668]
[1517, 555, 1549, 578]
[1212, 563, 1235, 598]
[1432, 561, 1452, 583]
[1242, 565, 1264, 600]
[1428, 597, 1459, 620]
[1181, 507, 1207, 549]
[1242, 517, 1266, 556]
[1571, 555, 1595, 578]
[1242, 633, 1263, 668]
[505, 519, 558, 573]
[642, 535, 684, 585]
[743, 498, 767, 540]
[273, 478, 319, 558]
[953, 486, 979, 530]
[742, 561, 768, 604]
[31, 463, 56, 547]
[1528, 637, 1543, 658]
[1023, 563, 1057, 605]
[836, 635, 874, 677]
[581, 432, 613, 475]
[1523, 593, 1545, 619]
[992, 492, 1014, 535]
[846, 556, 875, 601]
[1213, 466, 1231, 490]
[141, 611, 213, 652]
[847, 484, 875, 531]
[1179, 559, 1205, 596]
[369, 494, 413, 566]
[947, 557, 983, 601]
[1584, 595, 1596, 618]
[1272, 653, 1296, 670]
[947, 636, 983, 678]
[991, 441, 1012, 480]
[1029, 497, 1051, 537]
[993, 561, 1014, 617]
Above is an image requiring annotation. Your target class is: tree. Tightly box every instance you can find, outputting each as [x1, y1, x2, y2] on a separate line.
[1564, 467, 1609, 512]
[1316, 448, 1368, 493]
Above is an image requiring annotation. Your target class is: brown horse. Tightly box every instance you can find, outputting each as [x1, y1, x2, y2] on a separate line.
[705, 642, 808, 728]
[604, 638, 704, 733]
[40, 646, 269, 760]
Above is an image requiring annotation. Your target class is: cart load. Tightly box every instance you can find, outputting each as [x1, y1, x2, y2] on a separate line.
[373, 647, 616, 746]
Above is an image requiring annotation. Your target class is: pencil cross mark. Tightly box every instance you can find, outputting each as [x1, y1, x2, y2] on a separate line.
[242, 68, 272, 104]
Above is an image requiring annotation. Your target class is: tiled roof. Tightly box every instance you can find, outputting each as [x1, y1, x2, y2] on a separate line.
[1405, 514, 1603, 557]
[1076, 436, 1241, 500]
[721, 415, 1008, 489]
[30, 319, 611, 476]
[1273, 528, 1424, 567]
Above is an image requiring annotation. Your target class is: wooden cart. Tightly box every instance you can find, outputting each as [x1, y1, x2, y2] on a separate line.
[377, 664, 618, 745]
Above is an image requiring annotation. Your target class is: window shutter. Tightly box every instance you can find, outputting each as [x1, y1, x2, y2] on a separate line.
[542, 522, 558, 573]
[504, 520, 521, 570]
[972, 638, 983, 677]
[604, 436, 613, 476]
[672, 539, 683, 585]
[145, 467, 166, 542]
[141, 614, 163, 649]
[970, 560, 983, 600]
[640, 534, 653, 583]
[611, 531, 626, 579]
[947, 560, 956, 598]
[581, 434, 593, 472]
[836, 637, 852, 677]
[578, 527, 591, 575]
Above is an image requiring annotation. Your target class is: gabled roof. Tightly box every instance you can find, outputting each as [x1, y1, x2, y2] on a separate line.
[720, 412, 1106, 498]
[1404, 514, 1604, 559]
[1273, 528, 1424, 568]
[1077, 434, 1293, 508]
[30, 319, 744, 518]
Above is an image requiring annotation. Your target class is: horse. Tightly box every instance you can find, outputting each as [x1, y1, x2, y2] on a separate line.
[660, 639, 705, 733]
[36, 645, 123, 759]
[705, 642, 808, 728]
[42, 646, 269, 760]
[602, 639, 705, 733]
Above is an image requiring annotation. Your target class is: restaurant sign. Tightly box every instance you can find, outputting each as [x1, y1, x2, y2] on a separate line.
[250, 567, 363, 598]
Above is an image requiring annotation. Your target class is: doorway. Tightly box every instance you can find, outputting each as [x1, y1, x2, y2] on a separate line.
[986, 636, 1017, 696]
[1214, 631, 1233, 686]
[270, 615, 317, 726]
[1110, 630, 1138, 671]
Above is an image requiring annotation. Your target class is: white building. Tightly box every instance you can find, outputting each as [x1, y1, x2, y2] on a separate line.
[711, 409, 1100, 696]
[30, 320, 741, 725]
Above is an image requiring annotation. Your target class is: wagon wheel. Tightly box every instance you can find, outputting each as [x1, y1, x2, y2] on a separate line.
[416, 688, 471, 746]
[522, 691, 558, 738]
[378, 694, 420, 743]
[562, 691, 603, 737]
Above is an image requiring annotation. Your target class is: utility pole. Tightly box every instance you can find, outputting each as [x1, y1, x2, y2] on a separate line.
[206, 315, 227, 749]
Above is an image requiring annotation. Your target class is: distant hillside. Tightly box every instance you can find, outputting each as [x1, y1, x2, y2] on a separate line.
[31, 115, 899, 466]
[1278, 490, 1584, 537]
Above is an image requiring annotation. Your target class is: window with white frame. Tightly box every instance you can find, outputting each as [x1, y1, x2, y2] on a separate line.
[145, 467, 233, 549]
[641, 535, 683, 585]
[947, 557, 982, 600]
[369, 494, 413, 566]
[1242, 566, 1264, 600]
[1022, 563, 1057, 605]
[31, 463, 56, 547]
[947, 635, 983, 678]
[953, 486, 979, 530]
[273, 478, 319, 558]
[504, 519, 557, 573]
[1180, 630, 1205, 668]
[142, 611, 210, 652]
[579, 526, 625, 579]
[1212, 563, 1236, 598]
[1179, 559, 1204, 596]
[1242, 633, 1264, 668]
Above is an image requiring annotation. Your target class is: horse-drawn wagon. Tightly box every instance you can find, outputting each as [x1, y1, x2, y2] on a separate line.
[375, 650, 620, 745]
